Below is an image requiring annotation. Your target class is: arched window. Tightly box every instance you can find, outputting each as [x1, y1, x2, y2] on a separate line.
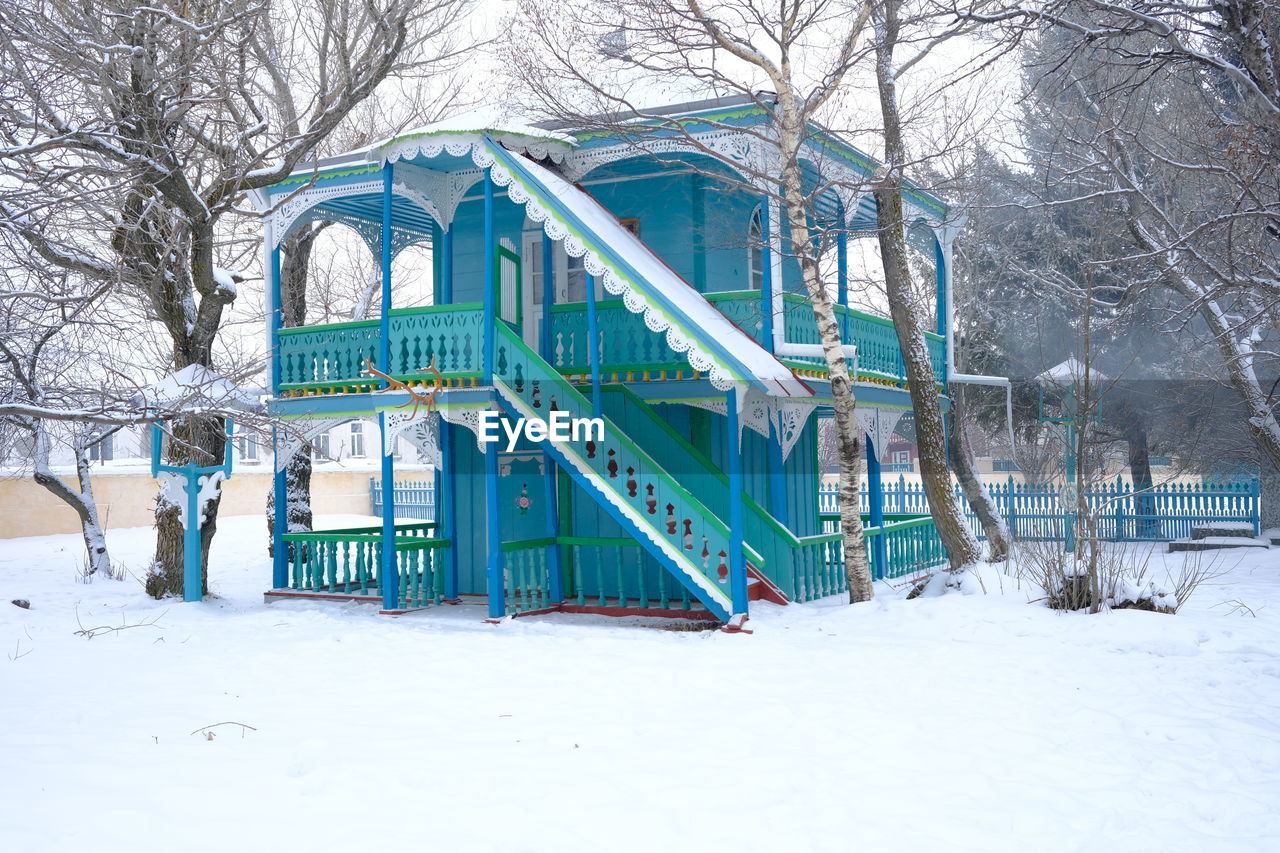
[747, 205, 764, 291]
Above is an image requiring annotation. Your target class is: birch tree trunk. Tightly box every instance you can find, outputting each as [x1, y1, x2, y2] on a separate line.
[949, 388, 1010, 561]
[874, 0, 981, 569]
[30, 424, 112, 577]
[774, 103, 873, 602]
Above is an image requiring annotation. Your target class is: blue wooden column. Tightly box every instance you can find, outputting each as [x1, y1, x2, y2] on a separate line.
[441, 223, 454, 303]
[481, 167, 504, 618]
[933, 238, 947, 338]
[759, 200, 774, 351]
[540, 232, 564, 603]
[268, 242, 287, 589]
[767, 425, 789, 527]
[837, 227, 849, 309]
[726, 388, 748, 617]
[483, 169, 495, 382]
[585, 271, 602, 418]
[435, 219, 459, 601]
[865, 435, 886, 580]
[378, 164, 399, 611]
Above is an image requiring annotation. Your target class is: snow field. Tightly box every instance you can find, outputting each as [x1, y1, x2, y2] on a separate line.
[1, 516, 1278, 852]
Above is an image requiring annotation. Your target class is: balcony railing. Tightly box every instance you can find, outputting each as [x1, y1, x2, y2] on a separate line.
[275, 290, 940, 395]
[707, 291, 945, 383]
[277, 303, 484, 392]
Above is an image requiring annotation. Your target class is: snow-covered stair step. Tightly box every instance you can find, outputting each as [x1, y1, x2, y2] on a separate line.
[1190, 522, 1257, 540]
[1168, 536, 1270, 552]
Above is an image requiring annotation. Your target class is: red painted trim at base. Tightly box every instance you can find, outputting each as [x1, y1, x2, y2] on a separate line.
[558, 604, 721, 622]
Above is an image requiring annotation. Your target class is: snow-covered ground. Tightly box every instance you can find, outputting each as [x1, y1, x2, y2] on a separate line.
[2, 517, 1279, 852]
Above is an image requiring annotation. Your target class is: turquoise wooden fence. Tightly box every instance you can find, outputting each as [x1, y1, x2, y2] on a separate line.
[371, 478, 436, 520]
[819, 476, 1261, 542]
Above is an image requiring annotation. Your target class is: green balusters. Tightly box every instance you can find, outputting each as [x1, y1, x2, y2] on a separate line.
[572, 545, 585, 606]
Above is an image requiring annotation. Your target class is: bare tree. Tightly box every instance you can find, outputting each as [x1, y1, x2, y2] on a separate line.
[970, 0, 1280, 523]
[0, 258, 267, 575]
[871, 0, 982, 567]
[0, 0, 471, 597]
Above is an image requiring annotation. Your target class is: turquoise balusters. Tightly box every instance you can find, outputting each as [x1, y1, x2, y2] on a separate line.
[615, 547, 627, 608]
[532, 550, 544, 611]
[433, 548, 444, 604]
[637, 549, 648, 609]
[596, 548, 607, 607]
[341, 540, 352, 593]
[659, 569, 670, 610]
[398, 548, 410, 609]
[518, 551, 530, 613]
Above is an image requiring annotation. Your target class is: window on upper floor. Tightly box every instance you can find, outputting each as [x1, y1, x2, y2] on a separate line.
[311, 432, 331, 462]
[748, 205, 764, 291]
[349, 422, 365, 458]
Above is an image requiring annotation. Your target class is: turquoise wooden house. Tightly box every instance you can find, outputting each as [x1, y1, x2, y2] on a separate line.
[254, 96, 953, 627]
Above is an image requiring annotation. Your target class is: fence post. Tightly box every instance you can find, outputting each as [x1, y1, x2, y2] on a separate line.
[1005, 476, 1017, 539]
[1114, 476, 1125, 541]
[1251, 477, 1261, 536]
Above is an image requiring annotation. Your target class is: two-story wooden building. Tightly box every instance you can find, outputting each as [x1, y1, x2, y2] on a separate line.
[255, 96, 953, 626]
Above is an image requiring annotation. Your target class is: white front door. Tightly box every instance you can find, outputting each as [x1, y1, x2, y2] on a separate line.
[520, 231, 545, 350]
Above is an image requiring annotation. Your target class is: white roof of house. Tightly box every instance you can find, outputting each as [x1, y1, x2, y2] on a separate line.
[1036, 357, 1107, 385]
